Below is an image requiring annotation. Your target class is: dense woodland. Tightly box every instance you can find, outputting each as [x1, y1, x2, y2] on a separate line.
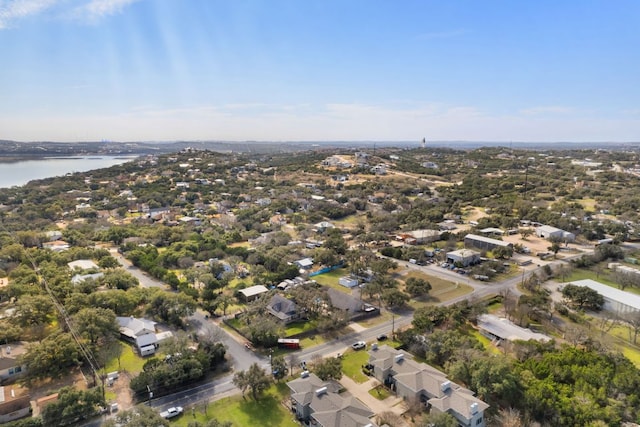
[3, 146, 640, 426]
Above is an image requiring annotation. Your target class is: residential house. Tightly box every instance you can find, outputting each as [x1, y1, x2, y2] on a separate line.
[0, 343, 27, 384]
[267, 295, 302, 324]
[42, 240, 70, 252]
[116, 317, 158, 356]
[0, 385, 30, 423]
[327, 288, 378, 320]
[368, 346, 488, 427]
[67, 259, 99, 271]
[294, 258, 314, 270]
[287, 372, 377, 427]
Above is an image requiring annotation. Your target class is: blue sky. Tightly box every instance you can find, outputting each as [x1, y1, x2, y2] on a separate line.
[1, 0, 639, 142]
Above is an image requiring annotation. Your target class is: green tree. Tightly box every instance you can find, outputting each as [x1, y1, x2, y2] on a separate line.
[103, 405, 169, 427]
[381, 288, 410, 309]
[238, 363, 272, 400]
[22, 331, 80, 381]
[72, 307, 119, 347]
[13, 294, 54, 327]
[41, 386, 104, 427]
[405, 277, 432, 298]
[271, 355, 288, 381]
[313, 356, 342, 381]
[561, 284, 604, 310]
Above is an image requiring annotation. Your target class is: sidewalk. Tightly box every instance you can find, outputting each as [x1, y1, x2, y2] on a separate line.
[339, 374, 409, 426]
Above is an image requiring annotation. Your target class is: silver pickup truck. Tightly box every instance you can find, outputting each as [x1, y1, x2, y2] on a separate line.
[160, 406, 183, 419]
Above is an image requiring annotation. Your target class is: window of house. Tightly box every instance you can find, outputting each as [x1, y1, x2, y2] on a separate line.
[476, 417, 483, 425]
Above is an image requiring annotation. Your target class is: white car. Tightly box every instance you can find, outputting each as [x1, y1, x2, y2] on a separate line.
[160, 406, 184, 419]
[352, 341, 366, 350]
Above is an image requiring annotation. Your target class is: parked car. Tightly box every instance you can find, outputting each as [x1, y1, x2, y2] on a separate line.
[351, 341, 366, 350]
[376, 334, 388, 341]
[160, 406, 183, 419]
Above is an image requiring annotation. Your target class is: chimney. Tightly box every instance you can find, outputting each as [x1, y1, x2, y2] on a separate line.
[470, 402, 479, 414]
[300, 370, 309, 378]
[440, 381, 451, 392]
[315, 387, 327, 396]
[394, 353, 404, 363]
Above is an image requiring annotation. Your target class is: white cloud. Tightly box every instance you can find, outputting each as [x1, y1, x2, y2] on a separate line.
[73, 0, 140, 22]
[0, 0, 58, 29]
[0, 0, 140, 28]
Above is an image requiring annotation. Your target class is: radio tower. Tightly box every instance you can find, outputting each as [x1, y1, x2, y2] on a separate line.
[421, 138, 426, 149]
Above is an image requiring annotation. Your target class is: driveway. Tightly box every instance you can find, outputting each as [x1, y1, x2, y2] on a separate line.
[339, 374, 409, 426]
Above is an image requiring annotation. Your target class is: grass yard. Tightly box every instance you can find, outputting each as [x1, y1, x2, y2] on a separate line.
[470, 330, 502, 355]
[369, 384, 392, 400]
[105, 342, 147, 375]
[172, 383, 297, 427]
[312, 268, 353, 294]
[341, 349, 371, 383]
[285, 321, 317, 336]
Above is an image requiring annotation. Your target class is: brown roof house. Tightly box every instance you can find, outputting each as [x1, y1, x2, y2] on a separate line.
[369, 345, 488, 427]
[0, 385, 30, 423]
[287, 372, 378, 427]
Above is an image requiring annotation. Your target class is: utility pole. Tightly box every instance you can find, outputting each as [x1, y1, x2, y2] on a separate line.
[391, 313, 395, 339]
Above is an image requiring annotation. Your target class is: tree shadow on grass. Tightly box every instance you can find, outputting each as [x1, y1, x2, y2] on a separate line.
[236, 394, 289, 427]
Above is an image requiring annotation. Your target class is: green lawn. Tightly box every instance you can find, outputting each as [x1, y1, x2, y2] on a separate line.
[105, 342, 147, 375]
[368, 384, 392, 400]
[172, 383, 297, 427]
[312, 268, 352, 293]
[284, 321, 317, 336]
[341, 349, 370, 383]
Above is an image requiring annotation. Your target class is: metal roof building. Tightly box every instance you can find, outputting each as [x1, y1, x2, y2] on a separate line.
[569, 279, 640, 314]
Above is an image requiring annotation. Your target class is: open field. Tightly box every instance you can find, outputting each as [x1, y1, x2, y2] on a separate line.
[402, 270, 473, 307]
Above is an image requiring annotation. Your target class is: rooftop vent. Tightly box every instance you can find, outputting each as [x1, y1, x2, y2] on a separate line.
[440, 381, 451, 392]
[315, 387, 327, 396]
[300, 370, 310, 378]
[470, 402, 479, 414]
[394, 353, 404, 362]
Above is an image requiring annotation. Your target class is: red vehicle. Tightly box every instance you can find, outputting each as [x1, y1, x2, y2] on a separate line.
[277, 338, 301, 349]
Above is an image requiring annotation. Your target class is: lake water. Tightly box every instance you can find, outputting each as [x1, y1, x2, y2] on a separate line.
[0, 156, 138, 189]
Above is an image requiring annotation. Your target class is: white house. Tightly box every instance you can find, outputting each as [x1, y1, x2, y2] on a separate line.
[116, 317, 158, 356]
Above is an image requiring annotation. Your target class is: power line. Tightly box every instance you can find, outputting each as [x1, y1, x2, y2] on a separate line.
[0, 220, 105, 398]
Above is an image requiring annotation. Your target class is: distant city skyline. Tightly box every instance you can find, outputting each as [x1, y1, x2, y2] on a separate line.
[1, 0, 639, 142]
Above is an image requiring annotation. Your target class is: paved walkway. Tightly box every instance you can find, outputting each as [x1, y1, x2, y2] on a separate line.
[339, 374, 409, 426]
